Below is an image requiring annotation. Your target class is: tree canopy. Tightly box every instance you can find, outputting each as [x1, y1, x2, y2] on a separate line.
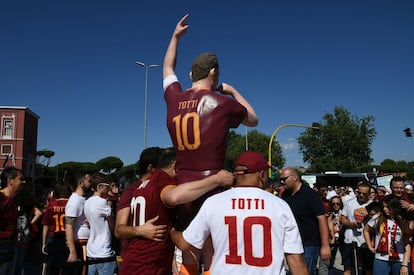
[298, 106, 376, 173]
[96, 156, 124, 174]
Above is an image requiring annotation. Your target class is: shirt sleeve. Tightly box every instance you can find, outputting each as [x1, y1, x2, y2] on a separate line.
[282, 203, 304, 254]
[65, 195, 81, 218]
[163, 75, 178, 91]
[182, 201, 211, 249]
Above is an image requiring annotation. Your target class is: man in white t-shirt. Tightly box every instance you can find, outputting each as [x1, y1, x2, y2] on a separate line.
[171, 151, 308, 275]
[84, 173, 116, 275]
[340, 181, 372, 275]
[65, 172, 91, 275]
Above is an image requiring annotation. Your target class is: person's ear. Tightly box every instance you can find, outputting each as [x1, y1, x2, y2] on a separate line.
[258, 170, 266, 187]
[147, 164, 154, 174]
[171, 160, 177, 171]
[208, 68, 216, 78]
[189, 71, 193, 81]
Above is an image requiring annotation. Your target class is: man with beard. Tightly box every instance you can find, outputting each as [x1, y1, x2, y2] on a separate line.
[65, 172, 92, 275]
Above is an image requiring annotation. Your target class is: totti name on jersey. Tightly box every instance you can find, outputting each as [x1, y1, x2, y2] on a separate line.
[178, 100, 198, 109]
[231, 198, 265, 210]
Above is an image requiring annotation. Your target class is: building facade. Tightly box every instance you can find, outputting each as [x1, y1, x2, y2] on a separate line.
[0, 106, 39, 178]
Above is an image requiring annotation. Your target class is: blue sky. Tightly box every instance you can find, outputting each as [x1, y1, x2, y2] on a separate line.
[1, 1, 413, 168]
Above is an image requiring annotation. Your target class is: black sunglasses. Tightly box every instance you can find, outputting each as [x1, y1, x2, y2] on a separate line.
[279, 175, 292, 182]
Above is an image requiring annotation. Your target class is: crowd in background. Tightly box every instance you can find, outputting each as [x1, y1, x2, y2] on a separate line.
[268, 175, 414, 275]
[2, 164, 414, 275]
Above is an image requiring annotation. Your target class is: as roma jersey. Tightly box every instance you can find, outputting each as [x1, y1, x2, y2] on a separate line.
[165, 81, 247, 182]
[41, 198, 68, 238]
[120, 169, 176, 275]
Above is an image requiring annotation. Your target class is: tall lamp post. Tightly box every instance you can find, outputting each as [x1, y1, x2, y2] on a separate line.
[268, 122, 320, 177]
[136, 61, 159, 149]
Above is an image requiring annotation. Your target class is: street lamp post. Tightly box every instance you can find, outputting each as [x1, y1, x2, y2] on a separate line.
[268, 123, 320, 177]
[136, 61, 159, 149]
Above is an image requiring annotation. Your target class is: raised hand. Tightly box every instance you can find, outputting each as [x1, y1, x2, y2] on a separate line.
[173, 14, 189, 39]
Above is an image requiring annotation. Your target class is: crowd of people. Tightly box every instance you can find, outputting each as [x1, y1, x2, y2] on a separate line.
[2, 154, 414, 275]
[1, 14, 414, 275]
[268, 175, 414, 275]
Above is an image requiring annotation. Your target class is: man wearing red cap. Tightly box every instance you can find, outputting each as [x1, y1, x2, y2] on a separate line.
[171, 151, 308, 275]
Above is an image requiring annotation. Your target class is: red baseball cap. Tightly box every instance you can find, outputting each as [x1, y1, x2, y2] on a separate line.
[234, 151, 270, 174]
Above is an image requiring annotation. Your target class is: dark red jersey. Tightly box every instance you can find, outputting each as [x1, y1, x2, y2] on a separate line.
[165, 81, 247, 229]
[0, 192, 18, 239]
[41, 198, 68, 238]
[120, 169, 176, 275]
[165, 82, 247, 182]
[118, 180, 141, 211]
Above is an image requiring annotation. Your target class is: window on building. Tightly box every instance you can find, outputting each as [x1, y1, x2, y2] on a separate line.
[2, 119, 13, 138]
[1, 144, 12, 155]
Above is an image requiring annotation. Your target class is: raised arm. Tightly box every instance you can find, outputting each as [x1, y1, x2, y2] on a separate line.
[161, 169, 233, 206]
[163, 14, 189, 79]
[217, 83, 258, 127]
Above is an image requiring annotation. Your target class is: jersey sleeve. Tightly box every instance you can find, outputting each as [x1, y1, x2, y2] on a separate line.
[41, 206, 52, 226]
[282, 203, 304, 254]
[182, 201, 211, 249]
[163, 75, 178, 91]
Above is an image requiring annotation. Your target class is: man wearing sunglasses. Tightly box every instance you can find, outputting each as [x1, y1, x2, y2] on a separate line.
[340, 180, 372, 275]
[84, 173, 117, 275]
[280, 167, 331, 274]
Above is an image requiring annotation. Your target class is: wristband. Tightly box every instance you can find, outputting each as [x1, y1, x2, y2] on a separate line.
[401, 264, 408, 267]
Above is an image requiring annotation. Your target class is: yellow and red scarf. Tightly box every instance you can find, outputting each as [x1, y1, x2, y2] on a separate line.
[376, 220, 399, 260]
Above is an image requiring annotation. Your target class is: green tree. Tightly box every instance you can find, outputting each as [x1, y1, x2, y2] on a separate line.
[225, 130, 285, 172]
[298, 106, 376, 173]
[379, 159, 400, 173]
[96, 156, 124, 174]
[54, 161, 98, 183]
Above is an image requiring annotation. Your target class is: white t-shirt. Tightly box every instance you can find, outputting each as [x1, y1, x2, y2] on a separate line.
[84, 195, 113, 258]
[183, 187, 303, 275]
[342, 197, 371, 246]
[367, 215, 405, 262]
[65, 192, 90, 240]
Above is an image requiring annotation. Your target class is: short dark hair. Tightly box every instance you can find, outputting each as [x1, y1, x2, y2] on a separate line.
[90, 172, 111, 191]
[191, 53, 219, 82]
[390, 176, 404, 189]
[53, 183, 72, 199]
[137, 147, 162, 176]
[0, 167, 24, 189]
[157, 148, 176, 169]
[64, 170, 90, 191]
[357, 180, 371, 190]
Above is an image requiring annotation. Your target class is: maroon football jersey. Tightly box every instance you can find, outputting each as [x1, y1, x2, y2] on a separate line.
[41, 198, 68, 238]
[0, 193, 18, 239]
[120, 169, 176, 275]
[118, 180, 141, 211]
[164, 82, 247, 182]
[165, 81, 247, 229]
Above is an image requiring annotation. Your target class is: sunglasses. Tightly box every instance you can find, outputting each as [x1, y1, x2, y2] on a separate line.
[357, 191, 369, 196]
[332, 202, 341, 206]
[279, 175, 292, 182]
